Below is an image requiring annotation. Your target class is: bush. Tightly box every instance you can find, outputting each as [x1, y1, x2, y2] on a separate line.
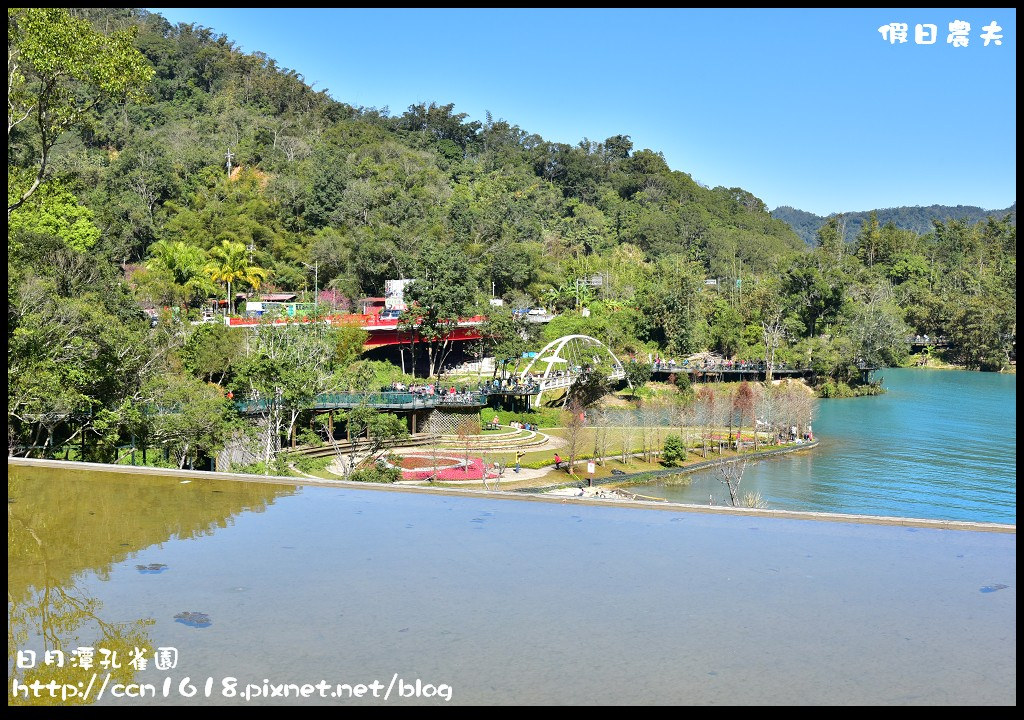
[349, 466, 401, 483]
[661, 434, 686, 466]
[674, 371, 692, 394]
[293, 454, 332, 474]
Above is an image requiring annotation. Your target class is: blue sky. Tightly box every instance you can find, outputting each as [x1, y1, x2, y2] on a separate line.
[148, 8, 1016, 216]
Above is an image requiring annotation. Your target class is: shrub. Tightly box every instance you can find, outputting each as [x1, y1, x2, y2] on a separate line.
[661, 434, 686, 466]
[349, 466, 401, 483]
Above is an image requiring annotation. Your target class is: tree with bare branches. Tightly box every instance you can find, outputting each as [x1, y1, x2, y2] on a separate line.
[734, 381, 755, 451]
[563, 400, 586, 480]
[718, 457, 747, 507]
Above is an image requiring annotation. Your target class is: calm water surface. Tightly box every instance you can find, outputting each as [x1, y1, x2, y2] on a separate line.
[630, 369, 1016, 524]
[8, 463, 1016, 706]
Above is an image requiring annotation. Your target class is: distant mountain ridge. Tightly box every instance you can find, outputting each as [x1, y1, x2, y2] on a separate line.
[772, 203, 1017, 246]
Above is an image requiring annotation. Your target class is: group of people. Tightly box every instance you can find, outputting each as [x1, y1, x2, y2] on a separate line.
[491, 416, 538, 432]
[383, 382, 482, 404]
[489, 377, 540, 394]
[650, 358, 788, 372]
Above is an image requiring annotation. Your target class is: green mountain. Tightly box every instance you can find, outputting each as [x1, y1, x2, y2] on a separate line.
[772, 203, 1017, 246]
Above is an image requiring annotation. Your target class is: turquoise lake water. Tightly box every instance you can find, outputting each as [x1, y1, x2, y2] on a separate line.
[629, 368, 1017, 524]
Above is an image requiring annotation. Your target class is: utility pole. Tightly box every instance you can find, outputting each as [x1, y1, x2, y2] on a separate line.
[225, 149, 235, 176]
[302, 261, 318, 314]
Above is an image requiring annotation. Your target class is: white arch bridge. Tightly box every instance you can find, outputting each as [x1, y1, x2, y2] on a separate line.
[518, 335, 629, 407]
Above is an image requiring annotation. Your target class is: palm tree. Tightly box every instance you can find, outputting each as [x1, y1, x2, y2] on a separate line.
[204, 240, 270, 314]
[146, 240, 217, 308]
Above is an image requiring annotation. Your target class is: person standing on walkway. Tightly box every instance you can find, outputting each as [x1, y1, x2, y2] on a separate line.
[515, 448, 525, 473]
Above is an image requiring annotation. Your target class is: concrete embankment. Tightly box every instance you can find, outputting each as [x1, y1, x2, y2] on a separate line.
[8, 455, 1015, 533]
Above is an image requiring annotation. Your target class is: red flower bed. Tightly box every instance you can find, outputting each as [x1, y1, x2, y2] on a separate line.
[403, 457, 496, 481]
[397, 456, 459, 470]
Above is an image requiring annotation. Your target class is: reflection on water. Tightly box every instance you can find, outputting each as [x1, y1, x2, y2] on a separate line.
[8, 465, 293, 705]
[6, 463, 1016, 705]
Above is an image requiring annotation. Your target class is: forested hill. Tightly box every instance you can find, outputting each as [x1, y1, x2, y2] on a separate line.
[9, 6, 804, 292]
[773, 203, 1017, 246]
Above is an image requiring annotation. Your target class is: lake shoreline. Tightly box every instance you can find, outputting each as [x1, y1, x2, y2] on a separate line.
[9, 456, 1015, 533]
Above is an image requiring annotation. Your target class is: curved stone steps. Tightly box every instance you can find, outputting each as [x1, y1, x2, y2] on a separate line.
[438, 429, 536, 445]
[436, 429, 551, 451]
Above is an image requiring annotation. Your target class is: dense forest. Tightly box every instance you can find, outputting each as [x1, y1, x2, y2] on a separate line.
[773, 203, 1017, 247]
[8, 8, 1017, 467]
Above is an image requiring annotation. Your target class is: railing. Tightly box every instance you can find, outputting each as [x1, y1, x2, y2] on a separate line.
[652, 361, 803, 373]
[651, 361, 877, 373]
[235, 391, 489, 414]
[534, 366, 626, 392]
[226, 313, 487, 329]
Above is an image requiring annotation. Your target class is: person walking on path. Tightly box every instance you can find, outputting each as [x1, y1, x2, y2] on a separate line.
[515, 448, 525, 473]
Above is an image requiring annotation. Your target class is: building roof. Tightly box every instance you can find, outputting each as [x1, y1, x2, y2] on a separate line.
[260, 293, 298, 302]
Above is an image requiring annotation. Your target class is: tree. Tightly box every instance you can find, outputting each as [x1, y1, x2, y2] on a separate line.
[846, 296, 910, 369]
[456, 417, 482, 476]
[661, 433, 685, 466]
[232, 322, 339, 467]
[623, 361, 652, 399]
[640, 257, 706, 355]
[717, 458, 748, 507]
[402, 241, 477, 377]
[8, 254, 154, 458]
[563, 400, 586, 482]
[694, 386, 718, 458]
[784, 252, 846, 337]
[143, 372, 231, 469]
[733, 382, 756, 450]
[332, 406, 408, 480]
[614, 408, 637, 465]
[480, 305, 534, 381]
[205, 239, 270, 314]
[7, 181, 100, 253]
[146, 240, 216, 308]
[566, 359, 613, 408]
[709, 298, 743, 358]
[589, 404, 612, 466]
[816, 215, 847, 261]
[180, 322, 244, 386]
[673, 370, 693, 396]
[855, 211, 882, 268]
[8, 8, 154, 217]
[949, 295, 1013, 371]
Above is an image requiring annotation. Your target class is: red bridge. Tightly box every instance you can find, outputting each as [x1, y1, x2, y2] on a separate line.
[224, 313, 485, 349]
